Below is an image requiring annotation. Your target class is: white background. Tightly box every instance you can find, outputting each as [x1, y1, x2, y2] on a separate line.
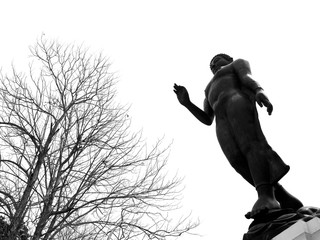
[1, 1, 320, 239]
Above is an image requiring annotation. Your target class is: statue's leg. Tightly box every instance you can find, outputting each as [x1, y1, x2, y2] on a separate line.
[226, 94, 280, 216]
[226, 94, 272, 187]
[216, 100, 302, 211]
[216, 118, 254, 186]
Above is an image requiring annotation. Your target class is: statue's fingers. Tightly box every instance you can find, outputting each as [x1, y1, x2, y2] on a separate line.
[173, 89, 180, 95]
[257, 99, 263, 107]
[267, 103, 273, 115]
[262, 100, 273, 115]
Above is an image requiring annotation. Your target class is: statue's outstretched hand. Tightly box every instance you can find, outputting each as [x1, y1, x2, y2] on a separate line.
[256, 91, 273, 115]
[173, 84, 190, 106]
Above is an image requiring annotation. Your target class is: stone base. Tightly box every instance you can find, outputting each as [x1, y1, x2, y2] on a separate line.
[273, 217, 320, 240]
[243, 207, 320, 240]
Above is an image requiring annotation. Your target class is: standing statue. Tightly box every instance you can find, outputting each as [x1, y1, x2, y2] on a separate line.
[174, 54, 303, 218]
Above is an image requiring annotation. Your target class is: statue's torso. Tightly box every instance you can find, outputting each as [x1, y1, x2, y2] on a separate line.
[205, 63, 243, 111]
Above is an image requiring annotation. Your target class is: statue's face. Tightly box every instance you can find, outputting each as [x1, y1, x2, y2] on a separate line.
[210, 56, 232, 74]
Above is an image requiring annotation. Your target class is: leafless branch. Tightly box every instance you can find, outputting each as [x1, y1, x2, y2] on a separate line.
[0, 38, 197, 240]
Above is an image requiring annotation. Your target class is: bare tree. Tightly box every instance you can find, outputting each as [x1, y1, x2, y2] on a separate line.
[0, 38, 196, 240]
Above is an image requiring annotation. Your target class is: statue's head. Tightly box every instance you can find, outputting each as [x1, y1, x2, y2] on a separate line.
[210, 53, 233, 74]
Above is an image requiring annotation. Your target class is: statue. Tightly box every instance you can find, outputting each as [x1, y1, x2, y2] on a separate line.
[174, 54, 303, 219]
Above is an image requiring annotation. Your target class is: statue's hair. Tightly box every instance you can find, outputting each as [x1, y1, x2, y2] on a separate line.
[210, 53, 234, 70]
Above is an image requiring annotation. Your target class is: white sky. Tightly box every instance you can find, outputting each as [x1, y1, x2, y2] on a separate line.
[1, 1, 320, 239]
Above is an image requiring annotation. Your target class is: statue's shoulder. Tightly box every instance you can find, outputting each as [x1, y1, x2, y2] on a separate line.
[232, 58, 251, 73]
[232, 58, 250, 68]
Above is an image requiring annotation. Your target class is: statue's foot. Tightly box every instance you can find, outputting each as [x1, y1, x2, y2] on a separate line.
[245, 196, 281, 219]
[274, 184, 303, 210]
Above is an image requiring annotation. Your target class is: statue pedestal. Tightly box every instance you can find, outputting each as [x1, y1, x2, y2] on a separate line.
[243, 207, 320, 240]
[272, 217, 320, 240]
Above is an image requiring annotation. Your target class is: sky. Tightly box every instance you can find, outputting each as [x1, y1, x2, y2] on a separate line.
[1, 1, 320, 239]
